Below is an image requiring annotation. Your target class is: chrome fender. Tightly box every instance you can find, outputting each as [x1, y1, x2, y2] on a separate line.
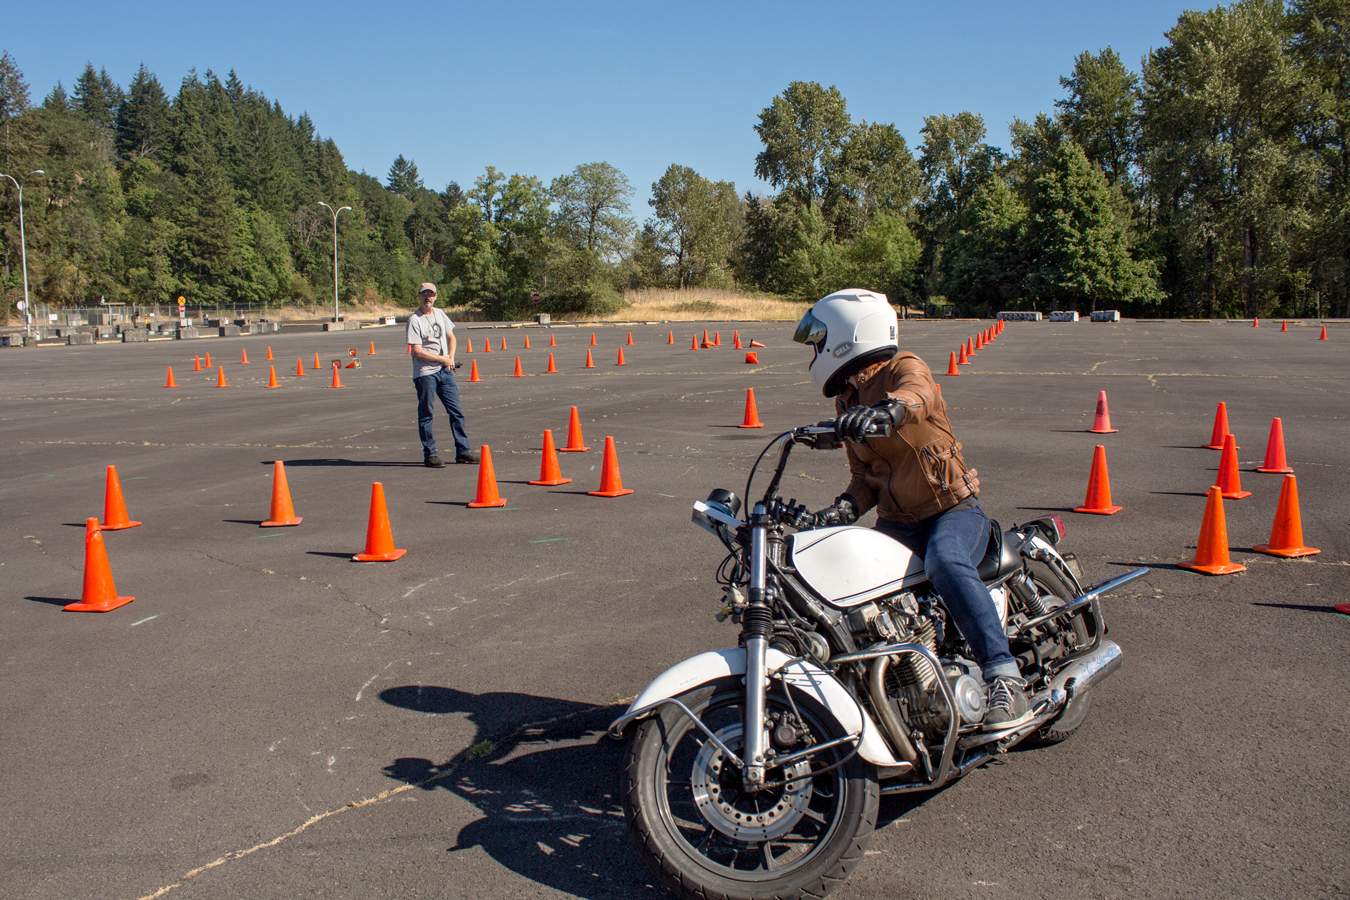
[609, 647, 903, 767]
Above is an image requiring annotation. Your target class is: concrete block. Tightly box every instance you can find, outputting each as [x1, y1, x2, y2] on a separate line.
[122, 329, 149, 342]
[218, 325, 241, 337]
[176, 327, 199, 340]
[68, 333, 94, 345]
[323, 321, 346, 332]
[533, 313, 551, 324]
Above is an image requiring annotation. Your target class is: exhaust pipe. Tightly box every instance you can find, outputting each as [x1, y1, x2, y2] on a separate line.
[1049, 639, 1122, 696]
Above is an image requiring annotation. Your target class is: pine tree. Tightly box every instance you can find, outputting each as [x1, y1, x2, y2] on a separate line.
[116, 64, 170, 159]
[387, 155, 422, 196]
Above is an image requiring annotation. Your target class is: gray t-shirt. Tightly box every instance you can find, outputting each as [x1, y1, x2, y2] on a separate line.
[406, 308, 455, 378]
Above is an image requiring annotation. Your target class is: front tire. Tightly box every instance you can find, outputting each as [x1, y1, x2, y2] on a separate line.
[621, 678, 879, 900]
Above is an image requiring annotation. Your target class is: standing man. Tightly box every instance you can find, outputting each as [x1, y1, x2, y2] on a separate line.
[407, 283, 477, 468]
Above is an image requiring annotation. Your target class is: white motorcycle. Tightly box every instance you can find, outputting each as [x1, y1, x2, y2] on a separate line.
[610, 422, 1148, 900]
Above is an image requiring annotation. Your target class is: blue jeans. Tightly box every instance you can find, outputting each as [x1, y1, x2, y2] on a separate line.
[414, 368, 470, 459]
[874, 503, 1019, 682]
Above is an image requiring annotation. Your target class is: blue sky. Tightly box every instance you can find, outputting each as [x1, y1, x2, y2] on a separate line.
[8, 0, 1199, 209]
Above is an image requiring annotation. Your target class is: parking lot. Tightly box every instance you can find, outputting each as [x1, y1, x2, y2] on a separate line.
[2, 318, 1347, 900]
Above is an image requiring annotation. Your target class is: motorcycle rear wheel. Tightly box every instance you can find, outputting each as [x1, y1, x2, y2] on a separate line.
[621, 678, 879, 900]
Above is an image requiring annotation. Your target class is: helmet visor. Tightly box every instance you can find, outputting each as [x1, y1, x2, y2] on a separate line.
[793, 310, 828, 347]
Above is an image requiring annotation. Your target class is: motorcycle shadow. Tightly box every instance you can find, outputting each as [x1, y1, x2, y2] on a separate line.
[379, 685, 660, 899]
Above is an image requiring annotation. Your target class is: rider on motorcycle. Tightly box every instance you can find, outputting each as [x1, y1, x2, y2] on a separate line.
[792, 289, 1031, 730]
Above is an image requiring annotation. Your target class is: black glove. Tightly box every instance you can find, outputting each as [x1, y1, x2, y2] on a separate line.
[836, 402, 898, 443]
[794, 495, 858, 529]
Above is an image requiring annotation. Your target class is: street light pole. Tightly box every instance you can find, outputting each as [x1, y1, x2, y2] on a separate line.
[1, 169, 45, 337]
[317, 201, 352, 323]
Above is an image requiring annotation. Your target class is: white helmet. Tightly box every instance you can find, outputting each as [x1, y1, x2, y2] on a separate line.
[794, 289, 899, 397]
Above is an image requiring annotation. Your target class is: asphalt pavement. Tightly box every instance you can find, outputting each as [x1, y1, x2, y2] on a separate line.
[1, 317, 1346, 900]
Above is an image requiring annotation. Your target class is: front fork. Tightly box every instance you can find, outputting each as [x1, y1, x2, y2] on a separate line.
[742, 503, 772, 788]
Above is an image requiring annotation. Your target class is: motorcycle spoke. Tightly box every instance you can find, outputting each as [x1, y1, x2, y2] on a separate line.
[757, 841, 779, 871]
[800, 806, 828, 825]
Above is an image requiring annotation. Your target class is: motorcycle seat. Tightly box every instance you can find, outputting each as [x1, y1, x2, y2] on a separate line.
[976, 520, 1022, 582]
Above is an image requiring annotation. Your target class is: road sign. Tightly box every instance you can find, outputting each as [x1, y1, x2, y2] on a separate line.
[531, 292, 541, 303]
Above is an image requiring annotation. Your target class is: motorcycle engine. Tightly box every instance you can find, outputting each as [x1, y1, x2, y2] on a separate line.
[848, 592, 987, 740]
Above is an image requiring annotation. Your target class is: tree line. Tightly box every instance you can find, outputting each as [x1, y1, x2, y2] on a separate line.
[1, 0, 1348, 320]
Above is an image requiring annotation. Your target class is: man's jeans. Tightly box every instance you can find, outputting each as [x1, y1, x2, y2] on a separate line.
[414, 368, 470, 459]
[874, 502, 1020, 682]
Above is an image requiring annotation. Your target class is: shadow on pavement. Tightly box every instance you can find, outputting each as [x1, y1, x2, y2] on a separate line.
[1252, 602, 1345, 615]
[269, 458, 424, 468]
[380, 685, 658, 899]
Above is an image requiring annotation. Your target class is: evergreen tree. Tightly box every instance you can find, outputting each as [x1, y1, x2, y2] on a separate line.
[115, 64, 170, 160]
[72, 63, 122, 131]
[387, 155, 422, 196]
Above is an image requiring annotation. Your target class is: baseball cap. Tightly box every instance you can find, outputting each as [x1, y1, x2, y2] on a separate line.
[419, 282, 438, 295]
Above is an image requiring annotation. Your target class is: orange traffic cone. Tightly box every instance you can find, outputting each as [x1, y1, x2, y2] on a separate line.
[1179, 486, 1246, 575]
[589, 436, 634, 497]
[353, 482, 406, 561]
[529, 430, 571, 486]
[966, 337, 976, 357]
[744, 352, 759, 364]
[101, 465, 141, 530]
[524, 335, 531, 349]
[1253, 317, 1260, 327]
[267, 346, 273, 360]
[668, 331, 674, 344]
[585, 349, 595, 368]
[749, 340, 765, 348]
[164, 366, 178, 388]
[205, 352, 212, 368]
[261, 460, 302, 527]
[1281, 320, 1288, 332]
[560, 406, 589, 451]
[466, 337, 473, 353]
[1320, 325, 1328, 340]
[369, 340, 376, 355]
[627, 332, 633, 345]
[241, 349, 250, 364]
[739, 388, 764, 428]
[500, 338, 507, 351]
[616, 347, 626, 366]
[467, 445, 507, 508]
[1253, 474, 1319, 558]
[691, 334, 699, 350]
[958, 345, 970, 365]
[975, 333, 984, 351]
[217, 366, 228, 388]
[313, 353, 320, 370]
[483, 337, 492, 353]
[193, 355, 202, 372]
[546, 353, 557, 373]
[702, 329, 709, 347]
[266, 365, 280, 388]
[946, 352, 959, 376]
[296, 358, 306, 377]
[329, 361, 344, 388]
[1256, 418, 1293, 473]
[590, 333, 597, 346]
[714, 331, 721, 346]
[513, 356, 525, 377]
[1086, 391, 1118, 434]
[64, 519, 134, 612]
[1216, 433, 1251, 499]
[549, 333, 556, 347]
[1074, 445, 1122, 515]
[1204, 402, 1233, 450]
[468, 359, 482, 382]
[734, 334, 743, 349]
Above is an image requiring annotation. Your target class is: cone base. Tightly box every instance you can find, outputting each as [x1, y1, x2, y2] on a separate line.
[64, 595, 134, 612]
[99, 520, 141, 531]
[1086, 428, 1118, 434]
[261, 516, 302, 527]
[529, 477, 572, 486]
[467, 499, 507, 508]
[1335, 603, 1350, 614]
[589, 488, 634, 497]
[1219, 489, 1252, 500]
[1203, 442, 1237, 450]
[1074, 505, 1122, 515]
[353, 548, 407, 562]
[1252, 543, 1320, 558]
[1178, 559, 1247, 575]
[1255, 466, 1294, 474]
[738, 423, 764, 429]
[558, 446, 590, 452]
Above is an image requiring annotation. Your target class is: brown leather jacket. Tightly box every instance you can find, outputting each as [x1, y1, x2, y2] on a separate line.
[835, 351, 979, 524]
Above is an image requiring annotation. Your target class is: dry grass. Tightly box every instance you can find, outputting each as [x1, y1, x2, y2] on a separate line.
[608, 288, 806, 321]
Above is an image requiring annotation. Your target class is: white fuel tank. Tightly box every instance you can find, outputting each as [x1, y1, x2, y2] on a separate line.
[789, 526, 928, 608]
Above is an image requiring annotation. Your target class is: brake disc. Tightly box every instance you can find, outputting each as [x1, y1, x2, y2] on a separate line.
[689, 723, 814, 842]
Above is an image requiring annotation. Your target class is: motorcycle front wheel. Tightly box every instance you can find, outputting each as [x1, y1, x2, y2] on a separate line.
[621, 678, 879, 900]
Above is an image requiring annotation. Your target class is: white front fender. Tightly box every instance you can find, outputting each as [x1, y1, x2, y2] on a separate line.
[611, 647, 903, 768]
